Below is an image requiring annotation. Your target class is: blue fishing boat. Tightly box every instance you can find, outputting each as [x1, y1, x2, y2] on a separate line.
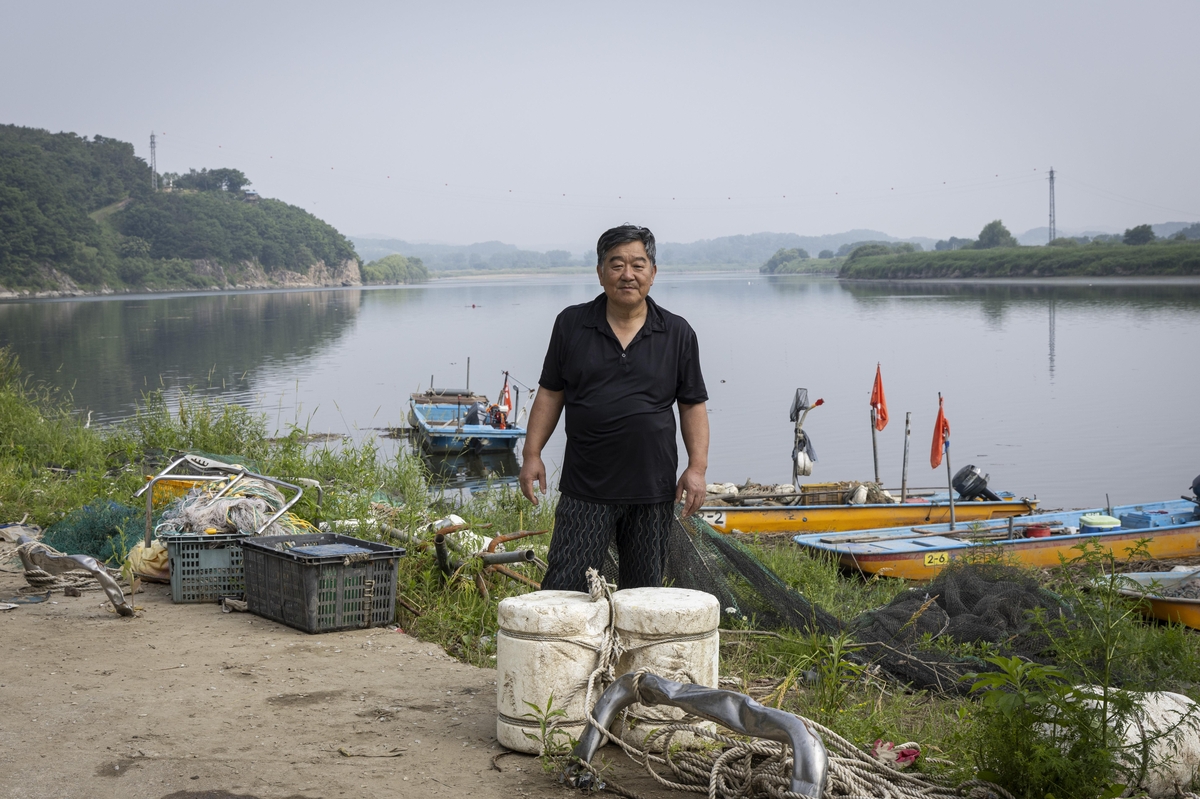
[792, 499, 1200, 580]
[408, 379, 527, 454]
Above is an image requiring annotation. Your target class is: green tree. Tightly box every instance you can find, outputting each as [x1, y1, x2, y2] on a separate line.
[975, 220, 1018, 249]
[818, 249, 833, 259]
[1122, 224, 1155, 246]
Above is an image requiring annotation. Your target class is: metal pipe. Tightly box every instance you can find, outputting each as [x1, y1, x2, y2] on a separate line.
[945, 450, 956, 532]
[143, 474, 229, 547]
[870, 407, 880, 485]
[479, 549, 536, 565]
[901, 412, 911, 502]
[569, 673, 828, 799]
[133, 454, 191, 498]
[434, 534, 457, 576]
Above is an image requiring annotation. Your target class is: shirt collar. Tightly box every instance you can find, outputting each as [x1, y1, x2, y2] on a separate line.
[583, 293, 666, 333]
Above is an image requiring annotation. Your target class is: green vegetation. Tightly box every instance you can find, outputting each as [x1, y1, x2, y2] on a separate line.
[115, 191, 355, 273]
[760, 248, 842, 275]
[841, 238, 1200, 279]
[0, 124, 366, 292]
[1123, 223, 1156, 246]
[5, 348, 1200, 797]
[360, 253, 430, 285]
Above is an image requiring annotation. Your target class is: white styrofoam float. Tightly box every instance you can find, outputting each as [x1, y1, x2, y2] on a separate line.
[495, 590, 608, 753]
[611, 587, 721, 750]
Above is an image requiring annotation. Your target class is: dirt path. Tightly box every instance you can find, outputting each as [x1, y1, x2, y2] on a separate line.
[0, 566, 665, 799]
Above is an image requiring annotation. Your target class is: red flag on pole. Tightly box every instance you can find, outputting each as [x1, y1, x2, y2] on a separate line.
[870, 364, 888, 431]
[930, 395, 950, 469]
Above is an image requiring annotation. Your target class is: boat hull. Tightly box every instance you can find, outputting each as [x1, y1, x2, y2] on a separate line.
[699, 498, 1036, 535]
[1114, 572, 1200, 630]
[793, 501, 1200, 580]
[409, 399, 526, 454]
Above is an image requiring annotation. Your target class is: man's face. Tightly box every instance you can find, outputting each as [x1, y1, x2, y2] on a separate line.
[597, 240, 656, 310]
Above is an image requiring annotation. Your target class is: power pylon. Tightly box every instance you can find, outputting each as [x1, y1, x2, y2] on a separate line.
[1048, 167, 1056, 242]
[150, 132, 158, 191]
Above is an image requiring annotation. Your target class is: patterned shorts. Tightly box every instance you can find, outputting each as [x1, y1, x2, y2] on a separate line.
[540, 494, 675, 593]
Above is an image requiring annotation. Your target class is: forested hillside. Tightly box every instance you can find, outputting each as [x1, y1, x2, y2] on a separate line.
[0, 124, 371, 293]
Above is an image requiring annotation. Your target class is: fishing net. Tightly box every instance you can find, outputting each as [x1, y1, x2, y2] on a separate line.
[42, 502, 147, 566]
[155, 478, 315, 538]
[851, 561, 1067, 693]
[602, 514, 1068, 693]
[665, 515, 842, 635]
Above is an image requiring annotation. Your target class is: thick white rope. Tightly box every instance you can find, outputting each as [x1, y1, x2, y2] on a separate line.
[572, 568, 1014, 799]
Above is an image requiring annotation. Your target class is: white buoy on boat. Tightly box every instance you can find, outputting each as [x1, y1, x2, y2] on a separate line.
[495, 590, 608, 753]
[611, 587, 721, 750]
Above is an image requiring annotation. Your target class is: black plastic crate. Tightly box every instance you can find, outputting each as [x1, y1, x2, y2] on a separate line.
[165, 532, 248, 603]
[242, 533, 404, 634]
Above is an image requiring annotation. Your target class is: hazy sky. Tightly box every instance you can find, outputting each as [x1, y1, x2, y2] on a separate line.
[3, 2, 1198, 250]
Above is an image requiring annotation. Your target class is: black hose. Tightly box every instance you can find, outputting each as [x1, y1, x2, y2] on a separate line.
[434, 534, 454, 576]
[479, 549, 536, 565]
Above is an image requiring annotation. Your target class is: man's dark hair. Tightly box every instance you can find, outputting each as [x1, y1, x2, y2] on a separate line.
[596, 225, 656, 266]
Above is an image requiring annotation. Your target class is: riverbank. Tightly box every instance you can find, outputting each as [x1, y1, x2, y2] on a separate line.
[840, 240, 1200, 279]
[3, 348, 1200, 799]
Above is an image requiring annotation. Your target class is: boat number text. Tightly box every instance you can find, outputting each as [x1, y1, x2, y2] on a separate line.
[701, 511, 726, 527]
[923, 552, 951, 567]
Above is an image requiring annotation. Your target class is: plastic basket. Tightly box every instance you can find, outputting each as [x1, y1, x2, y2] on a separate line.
[799, 482, 848, 506]
[242, 533, 404, 634]
[164, 532, 248, 603]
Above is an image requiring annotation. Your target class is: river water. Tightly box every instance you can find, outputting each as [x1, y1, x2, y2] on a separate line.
[2, 274, 1198, 509]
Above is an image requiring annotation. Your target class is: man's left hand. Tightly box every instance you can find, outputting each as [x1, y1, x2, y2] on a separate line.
[676, 465, 707, 517]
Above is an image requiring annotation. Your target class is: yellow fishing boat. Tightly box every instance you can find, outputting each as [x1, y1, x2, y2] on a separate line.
[700, 494, 1035, 535]
[1113, 571, 1200, 630]
[793, 500, 1200, 581]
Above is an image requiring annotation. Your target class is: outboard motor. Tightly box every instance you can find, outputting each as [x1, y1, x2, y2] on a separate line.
[953, 464, 1002, 501]
[463, 401, 486, 426]
[1192, 474, 1200, 500]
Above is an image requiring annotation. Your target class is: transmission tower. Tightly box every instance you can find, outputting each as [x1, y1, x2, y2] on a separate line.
[150, 132, 158, 191]
[1048, 167, 1056, 242]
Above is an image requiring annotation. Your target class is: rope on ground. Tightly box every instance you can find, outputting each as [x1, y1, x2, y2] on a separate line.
[15, 541, 119, 594]
[569, 569, 1012, 799]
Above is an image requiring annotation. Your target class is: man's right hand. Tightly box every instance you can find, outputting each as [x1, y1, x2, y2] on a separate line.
[519, 453, 547, 505]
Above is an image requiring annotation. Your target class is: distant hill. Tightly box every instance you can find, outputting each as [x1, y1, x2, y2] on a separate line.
[1017, 223, 1195, 246]
[353, 230, 939, 272]
[352, 237, 586, 271]
[657, 231, 937, 266]
[0, 124, 368, 295]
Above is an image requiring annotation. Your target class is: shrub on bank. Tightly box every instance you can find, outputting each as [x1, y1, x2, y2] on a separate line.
[840, 239, 1200, 279]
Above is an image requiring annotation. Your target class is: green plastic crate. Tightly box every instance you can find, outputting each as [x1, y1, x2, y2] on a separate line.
[242, 533, 403, 634]
[164, 532, 248, 603]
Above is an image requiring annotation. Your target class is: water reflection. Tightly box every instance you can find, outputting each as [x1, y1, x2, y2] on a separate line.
[0, 290, 364, 423]
[421, 449, 520, 490]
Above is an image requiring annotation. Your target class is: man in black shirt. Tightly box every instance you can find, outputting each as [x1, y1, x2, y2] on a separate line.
[519, 224, 709, 592]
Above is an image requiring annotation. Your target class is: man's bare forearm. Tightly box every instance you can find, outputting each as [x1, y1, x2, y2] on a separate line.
[678, 401, 709, 471]
[522, 387, 565, 458]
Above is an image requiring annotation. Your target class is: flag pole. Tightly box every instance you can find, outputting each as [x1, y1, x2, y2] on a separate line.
[901, 412, 911, 502]
[871, 407, 880, 484]
[941, 392, 956, 531]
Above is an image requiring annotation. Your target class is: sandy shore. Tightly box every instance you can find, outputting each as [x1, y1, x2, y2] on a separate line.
[0, 566, 663, 799]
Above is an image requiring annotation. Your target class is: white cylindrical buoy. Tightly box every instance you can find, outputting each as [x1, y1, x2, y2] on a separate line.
[496, 590, 609, 753]
[611, 587, 721, 750]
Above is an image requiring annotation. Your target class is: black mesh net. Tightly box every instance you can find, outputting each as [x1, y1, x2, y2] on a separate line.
[851, 561, 1067, 693]
[665, 515, 842, 635]
[604, 514, 1070, 693]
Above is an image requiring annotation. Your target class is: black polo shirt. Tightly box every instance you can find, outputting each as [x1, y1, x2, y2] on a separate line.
[538, 293, 708, 504]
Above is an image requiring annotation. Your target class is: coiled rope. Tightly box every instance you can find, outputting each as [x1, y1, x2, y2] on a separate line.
[15, 540, 119, 594]
[567, 569, 1014, 799]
